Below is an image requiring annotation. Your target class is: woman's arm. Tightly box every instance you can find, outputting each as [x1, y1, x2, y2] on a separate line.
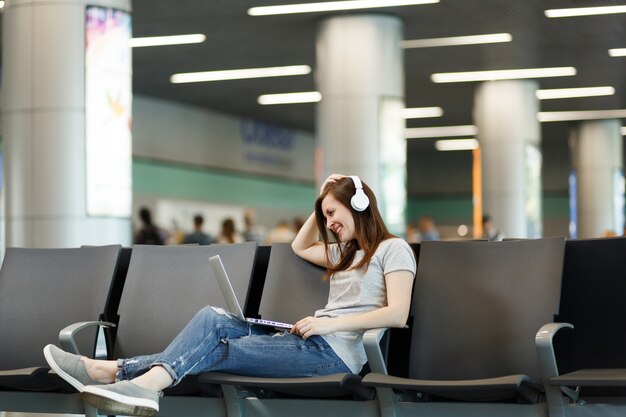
[291, 174, 345, 267]
[291, 212, 327, 267]
[291, 269, 414, 339]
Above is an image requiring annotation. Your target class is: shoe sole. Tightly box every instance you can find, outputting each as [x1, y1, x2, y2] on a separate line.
[82, 386, 159, 417]
[43, 345, 85, 392]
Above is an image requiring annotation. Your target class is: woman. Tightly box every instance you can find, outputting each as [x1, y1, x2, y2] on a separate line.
[43, 174, 416, 416]
[216, 218, 244, 244]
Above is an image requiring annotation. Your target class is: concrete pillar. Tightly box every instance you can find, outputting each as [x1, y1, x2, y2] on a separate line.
[2, 0, 132, 248]
[474, 80, 542, 238]
[570, 119, 624, 238]
[315, 14, 405, 234]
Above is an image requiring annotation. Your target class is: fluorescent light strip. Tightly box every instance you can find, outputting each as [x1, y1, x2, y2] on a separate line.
[248, 0, 438, 16]
[129, 34, 206, 48]
[609, 48, 626, 57]
[258, 91, 322, 105]
[405, 125, 477, 139]
[402, 33, 512, 49]
[545, 5, 626, 18]
[435, 138, 479, 151]
[538, 109, 626, 122]
[432, 67, 576, 83]
[171, 65, 311, 84]
[403, 107, 443, 119]
[536, 86, 615, 100]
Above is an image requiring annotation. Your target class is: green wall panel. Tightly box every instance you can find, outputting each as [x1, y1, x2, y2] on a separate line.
[407, 194, 571, 223]
[133, 159, 574, 224]
[407, 196, 473, 223]
[133, 159, 316, 211]
[543, 194, 569, 218]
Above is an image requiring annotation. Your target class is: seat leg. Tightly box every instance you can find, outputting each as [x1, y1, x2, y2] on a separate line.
[222, 384, 245, 417]
[376, 387, 398, 417]
[84, 399, 99, 417]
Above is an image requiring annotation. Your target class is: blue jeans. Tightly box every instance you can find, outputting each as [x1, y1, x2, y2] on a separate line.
[117, 306, 350, 386]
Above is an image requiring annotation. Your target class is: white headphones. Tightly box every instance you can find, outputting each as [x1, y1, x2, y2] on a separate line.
[349, 175, 370, 212]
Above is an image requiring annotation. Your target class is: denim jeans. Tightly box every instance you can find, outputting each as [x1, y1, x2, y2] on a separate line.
[117, 306, 350, 386]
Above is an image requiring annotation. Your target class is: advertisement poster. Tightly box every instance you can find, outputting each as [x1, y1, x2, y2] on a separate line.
[85, 6, 132, 217]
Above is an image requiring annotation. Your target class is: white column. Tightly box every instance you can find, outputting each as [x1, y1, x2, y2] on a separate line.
[570, 120, 624, 238]
[316, 14, 405, 234]
[2, 0, 132, 248]
[474, 80, 542, 238]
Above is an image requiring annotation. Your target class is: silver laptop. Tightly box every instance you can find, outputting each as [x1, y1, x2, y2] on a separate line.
[209, 254, 293, 330]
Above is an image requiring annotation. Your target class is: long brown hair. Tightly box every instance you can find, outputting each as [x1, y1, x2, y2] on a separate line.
[221, 218, 237, 243]
[314, 176, 393, 279]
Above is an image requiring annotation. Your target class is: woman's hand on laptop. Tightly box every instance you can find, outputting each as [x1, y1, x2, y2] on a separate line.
[291, 316, 335, 339]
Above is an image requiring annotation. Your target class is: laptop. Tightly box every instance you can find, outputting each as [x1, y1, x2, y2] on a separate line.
[209, 254, 294, 330]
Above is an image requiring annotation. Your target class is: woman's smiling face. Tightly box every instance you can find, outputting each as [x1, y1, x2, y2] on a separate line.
[321, 193, 356, 242]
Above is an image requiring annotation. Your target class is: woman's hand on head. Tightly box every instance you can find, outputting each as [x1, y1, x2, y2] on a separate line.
[320, 174, 346, 195]
[290, 316, 336, 339]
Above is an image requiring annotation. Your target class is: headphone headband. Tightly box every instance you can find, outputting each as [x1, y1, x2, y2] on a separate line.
[350, 175, 363, 189]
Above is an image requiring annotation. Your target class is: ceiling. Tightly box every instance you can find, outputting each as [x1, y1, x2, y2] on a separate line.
[132, 0, 626, 132]
[130, 0, 626, 195]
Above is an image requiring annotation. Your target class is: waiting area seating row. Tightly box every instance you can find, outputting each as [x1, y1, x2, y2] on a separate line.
[1, 237, 626, 417]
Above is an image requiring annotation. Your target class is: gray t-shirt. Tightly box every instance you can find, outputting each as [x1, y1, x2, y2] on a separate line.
[315, 238, 416, 373]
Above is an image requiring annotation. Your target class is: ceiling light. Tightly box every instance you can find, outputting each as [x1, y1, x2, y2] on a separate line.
[170, 65, 312, 84]
[536, 86, 615, 100]
[129, 34, 206, 48]
[0, 1, 5, 9]
[538, 109, 626, 122]
[622, 127, 626, 135]
[248, 0, 439, 16]
[545, 5, 626, 18]
[435, 138, 479, 151]
[403, 107, 443, 119]
[402, 33, 512, 49]
[258, 91, 322, 105]
[405, 125, 477, 139]
[432, 67, 576, 83]
[609, 48, 626, 57]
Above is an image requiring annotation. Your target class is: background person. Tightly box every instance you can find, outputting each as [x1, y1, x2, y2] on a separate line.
[292, 216, 305, 235]
[242, 208, 267, 242]
[183, 214, 214, 245]
[418, 215, 440, 241]
[217, 218, 244, 244]
[482, 214, 504, 241]
[405, 222, 421, 243]
[265, 220, 296, 244]
[134, 207, 166, 245]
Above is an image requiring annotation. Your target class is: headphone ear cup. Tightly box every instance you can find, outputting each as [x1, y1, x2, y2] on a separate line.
[351, 189, 370, 212]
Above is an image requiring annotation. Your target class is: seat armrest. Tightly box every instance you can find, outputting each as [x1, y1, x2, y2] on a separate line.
[535, 322, 573, 378]
[59, 321, 117, 354]
[363, 328, 388, 374]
